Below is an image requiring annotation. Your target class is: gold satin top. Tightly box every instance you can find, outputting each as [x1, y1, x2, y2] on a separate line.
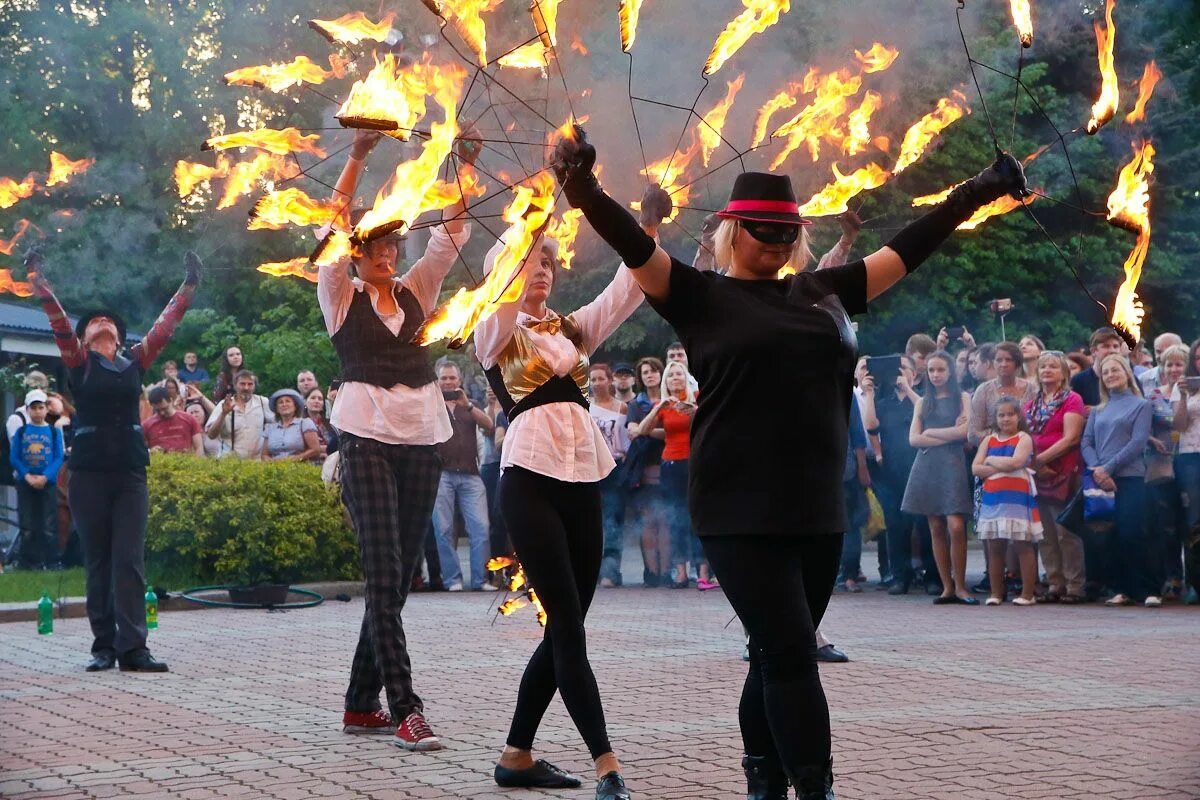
[493, 313, 590, 405]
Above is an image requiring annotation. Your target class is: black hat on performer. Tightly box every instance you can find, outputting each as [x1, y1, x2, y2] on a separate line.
[349, 208, 406, 246]
[716, 172, 812, 226]
[75, 310, 128, 344]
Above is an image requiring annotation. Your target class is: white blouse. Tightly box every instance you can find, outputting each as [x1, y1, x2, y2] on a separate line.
[474, 232, 644, 483]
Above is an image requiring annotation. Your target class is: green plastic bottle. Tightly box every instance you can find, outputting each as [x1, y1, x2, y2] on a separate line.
[37, 591, 53, 635]
[145, 588, 158, 630]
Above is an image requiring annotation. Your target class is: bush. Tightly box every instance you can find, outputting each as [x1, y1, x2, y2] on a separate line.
[146, 453, 360, 587]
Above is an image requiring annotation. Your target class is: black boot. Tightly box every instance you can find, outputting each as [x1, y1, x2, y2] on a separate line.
[786, 761, 835, 800]
[742, 755, 788, 800]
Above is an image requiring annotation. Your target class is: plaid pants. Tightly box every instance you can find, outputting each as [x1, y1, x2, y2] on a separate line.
[339, 433, 441, 720]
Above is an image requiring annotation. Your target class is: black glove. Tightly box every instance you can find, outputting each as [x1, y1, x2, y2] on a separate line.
[961, 152, 1029, 206]
[23, 246, 44, 273]
[638, 184, 673, 228]
[184, 251, 202, 286]
[550, 124, 601, 208]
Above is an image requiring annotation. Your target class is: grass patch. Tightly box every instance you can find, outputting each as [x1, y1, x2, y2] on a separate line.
[0, 567, 87, 603]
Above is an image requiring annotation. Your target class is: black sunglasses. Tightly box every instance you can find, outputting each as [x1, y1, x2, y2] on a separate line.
[740, 219, 800, 245]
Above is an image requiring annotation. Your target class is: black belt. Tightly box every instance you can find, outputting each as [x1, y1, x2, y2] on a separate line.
[74, 424, 143, 435]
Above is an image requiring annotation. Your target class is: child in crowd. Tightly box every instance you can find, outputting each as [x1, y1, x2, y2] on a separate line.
[973, 397, 1042, 605]
[10, 389, 66, 569]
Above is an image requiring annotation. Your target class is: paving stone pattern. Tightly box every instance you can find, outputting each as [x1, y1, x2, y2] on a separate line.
[1, 583, 1198, 799]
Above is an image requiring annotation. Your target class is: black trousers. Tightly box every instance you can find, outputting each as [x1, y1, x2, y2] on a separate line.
[70, 469, 149, 657]
[703, 533, 843, 787]
[339, 434, 441, 720]
[499, 466, 612, 760]
[17, 482, 57, 567]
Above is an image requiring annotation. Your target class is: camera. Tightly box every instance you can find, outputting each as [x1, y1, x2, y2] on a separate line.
[442, 389, 463, 402]
[866, 354, 904, 380]
[946, 325, 965, 341]
[988, 298, 1013, 314]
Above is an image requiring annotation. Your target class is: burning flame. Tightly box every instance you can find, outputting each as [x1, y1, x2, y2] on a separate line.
[1106, 140, 1154, 343]
[417, 171, 556, 347]
[0, 220, 35, 256]
[855, 43, 900, 73]
[354, 65, 469, 243]
[750, 88, 799, 148]
[487, 557, 545, 625]
[308, 11, 396, 45]
[174, 157, 229, 197]
[957, 194, 1037, 231]
[311, 230, 357, 267]
[46, 152, 94, 187]
[337, 55, 444, 134]
[498, 42, 548, 70]
[327, 53, 352, 79]
[704, 0, 791, 77]
[1125, 60, 1161, 124]
[499, 597, 529, 615]
[0, 270, 34, 298]
[204, 128, 325, 158]
[224, 55, 333, 93]
[532, 0, 562, 46]
[257, 257, 318, 283]
[637, 137, 700, 220]
[891, 91, 969, 175]
[0, 174, 36, 210]
[1011, 0, 1033, 48]
[797, 162, 890, 217]
[248, 188, 341, 231]
[545, 208, 584, 270]
[217, 153, 299, 210]
[698, 74, 745, 167]
[618, 0, 644, 52]
[1086, 0, 1119, 135]
[571, 34, 588, 55]
[844, 91, 882, 156]
[421, 0, 498, 67]
[770, 70, 863, 168]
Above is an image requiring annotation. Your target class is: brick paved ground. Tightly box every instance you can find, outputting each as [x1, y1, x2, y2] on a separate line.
[2, 550, 1198, 800]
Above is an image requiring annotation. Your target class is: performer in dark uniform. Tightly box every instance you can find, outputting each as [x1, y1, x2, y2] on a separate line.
[27, 248, 200, 673]
[550, 129, 1027, 800]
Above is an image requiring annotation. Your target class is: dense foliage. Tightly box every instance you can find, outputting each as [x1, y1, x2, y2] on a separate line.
[0, 1, 1195, 389]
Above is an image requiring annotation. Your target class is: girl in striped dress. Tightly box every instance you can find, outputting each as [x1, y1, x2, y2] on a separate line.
[972, 397, 1043, 606]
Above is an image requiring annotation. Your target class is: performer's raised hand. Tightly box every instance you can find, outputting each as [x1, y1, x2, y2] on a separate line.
[455, 123, 483, 166]
[967, 151, 1030, 203]
[184, 250, 203, 287]
[550, 124, 599, 207]
[638, 184, 673, 230]
[838, 209, 863, 241]
[350, 129, 383, 161]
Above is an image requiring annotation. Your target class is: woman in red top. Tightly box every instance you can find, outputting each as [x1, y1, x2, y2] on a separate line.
[635, 361, 716, 590]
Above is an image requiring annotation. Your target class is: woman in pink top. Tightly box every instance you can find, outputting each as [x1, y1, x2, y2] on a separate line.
[1023, 351, 1087, 602]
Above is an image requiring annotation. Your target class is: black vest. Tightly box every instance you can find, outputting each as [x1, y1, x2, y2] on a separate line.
[331, 285, 435, 388]
[68, 351, 149, 472]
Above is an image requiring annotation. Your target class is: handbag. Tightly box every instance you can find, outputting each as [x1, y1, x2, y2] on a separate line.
[1081, 472, 1116, 522]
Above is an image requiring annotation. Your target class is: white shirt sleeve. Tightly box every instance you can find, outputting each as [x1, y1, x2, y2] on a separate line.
[569, 264, 645, 356]
[317, 258, 355, 336]
[397, 223, 472, 316]
[6, 410, 25, 440]
[816, 238, 853, 270]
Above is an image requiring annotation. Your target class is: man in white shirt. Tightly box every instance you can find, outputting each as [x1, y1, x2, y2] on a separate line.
[204, 370, 272, 459]
[1139, 332, 1183, 395]
[321, 128, 477, 752]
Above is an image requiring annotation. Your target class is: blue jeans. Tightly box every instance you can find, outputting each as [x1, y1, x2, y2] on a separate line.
[598, 466, 628, 584]
[661, 459, 704, 571]
[1113, 476, 1155, 599]
[838, 479, 866, 580]
[432, 471, 491, 589]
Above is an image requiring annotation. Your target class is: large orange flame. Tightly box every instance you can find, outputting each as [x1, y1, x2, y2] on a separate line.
[46, 151, 94, 187]
[750, 87, 799, 148]
[1010, 0, 1033, 48]
[1124, 60, 1161, 124]
[1086, 0, 1119, 135]
[224, 55, 332, 93]
[797, 162, 890, 217]
[891, 91, 969, 175]
[844, 91, 882, 156]
[417, 171, 556, 347]
[174, 157, 229, 197]
[498, 42, 548, 70]
[637, 137, 701, 220]
[532, 0, 562, 46]
[337, 54, 444, 134]
[855, 42, 900, 73]
[257, 257, 319, 283]
[698, 74, 745, 167]
[217, 153, 299, 210]
[421, 0, 498, 67]
[311, 230, 357, 267]
[911, 144, 1047, 227]
[0, 220, 35, 256]
[770, 70, 863, 168]
[248, 188, 341, 231]
[0, 174, 37, 210]
[204, 128, 325, 158]
[0, 270, 34, 298]
[704, 0, 790, 77]
[1106, 141, 1154, 342]
[618, 0, 645, 52]
[308, 11, 396, 45]
[354, 65, 469, 243]
[545, 208, 584, 270]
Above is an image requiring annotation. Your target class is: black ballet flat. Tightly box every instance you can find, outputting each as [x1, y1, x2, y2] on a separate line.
[596, 771, 632, 800]
[494, 759, 582, 789]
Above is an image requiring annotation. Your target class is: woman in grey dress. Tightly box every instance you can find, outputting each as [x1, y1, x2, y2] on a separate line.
[902, 351, 976, 604]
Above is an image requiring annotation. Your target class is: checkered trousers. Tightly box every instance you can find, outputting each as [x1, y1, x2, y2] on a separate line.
[338, 433, 442, 720]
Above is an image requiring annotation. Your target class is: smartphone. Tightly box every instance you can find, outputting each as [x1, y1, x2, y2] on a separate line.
[946, 325, 965, 340]
[867, 354, 904, 380]
[1186, 377, 1200, 392]
[442, 389, 462, 401]
[988, 298, 1013, 314]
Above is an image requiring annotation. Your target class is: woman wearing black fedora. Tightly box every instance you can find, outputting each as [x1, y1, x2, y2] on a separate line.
[550, 128, 1027, 800]
[25, 247, 200, 674]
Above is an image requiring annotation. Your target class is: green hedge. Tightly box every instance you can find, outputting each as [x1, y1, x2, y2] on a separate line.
[146, 453, 360, 587]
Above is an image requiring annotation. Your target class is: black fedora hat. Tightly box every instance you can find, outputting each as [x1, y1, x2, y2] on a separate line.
[716, 172, 812, 226]
[75, 310, 127, 344]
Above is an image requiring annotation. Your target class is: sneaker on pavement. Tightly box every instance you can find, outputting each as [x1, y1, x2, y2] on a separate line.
[393, 712, 443, 751]
[475, 582, 499, 591]
[1105, 593, 1133, 606]
[446, 582, 464, 592]
[343, 709, 394, 734]
[1144, 595, 1162, 607]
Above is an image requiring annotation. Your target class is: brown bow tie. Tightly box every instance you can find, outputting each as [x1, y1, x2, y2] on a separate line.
[525, 316, 562, 335]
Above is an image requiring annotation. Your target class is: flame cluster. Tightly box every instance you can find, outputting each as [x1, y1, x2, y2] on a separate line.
[309, 11, 397, 45]
[203, 128, 325, 158]
[1106, 141, 1155, 343]
[704, 0, 790, 77]
[618, 0, 644, 52]
[337, 54, 446, 134]
[891, 91, 970, 175]
[1086, 0, 1119, 135]
[175, 153, 300, 209]
[1010, 0, 1033, 48]
[418, 171, 556, 347]
[224, 55, 337, 93]
[1125, 61, 1161, 124]
[248, 188, 341, 231]
[1, 151, 94, 210]
[487, 557, 547, 626]
[421, 0, 499, 67]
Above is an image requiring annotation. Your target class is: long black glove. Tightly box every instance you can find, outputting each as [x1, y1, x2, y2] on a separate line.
[887, 152, 1029, 273]
[550, 126, 657, 268]
[184, 250, 203, 287]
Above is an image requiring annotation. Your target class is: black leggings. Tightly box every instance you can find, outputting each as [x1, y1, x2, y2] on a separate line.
[703, 533, 843, 781]
[499, 466, 612, 760]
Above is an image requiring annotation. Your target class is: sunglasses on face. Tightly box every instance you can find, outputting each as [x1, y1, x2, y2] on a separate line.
[739, 220, 800, 245]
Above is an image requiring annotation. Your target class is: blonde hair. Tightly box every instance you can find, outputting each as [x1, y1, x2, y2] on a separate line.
[1035, 351, 1071, 392]
[1159, 343, 1188, 367]
[712, 217, 813, 274]
[660, 361, 697, 404]
[1097, 353, 1141, 406]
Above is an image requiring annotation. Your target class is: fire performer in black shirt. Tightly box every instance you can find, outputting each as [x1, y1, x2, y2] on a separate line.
[550, 128, 1027, 800]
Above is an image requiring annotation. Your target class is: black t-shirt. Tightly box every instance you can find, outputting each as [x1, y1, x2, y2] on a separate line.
[873, 390, 918, 486]
[1071, 368, 1101, 407]
[647, 258, 867, 536]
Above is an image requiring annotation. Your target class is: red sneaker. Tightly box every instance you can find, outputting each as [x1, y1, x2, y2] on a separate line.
[343, 709, 394, 735]
[393, 711, 442, 751]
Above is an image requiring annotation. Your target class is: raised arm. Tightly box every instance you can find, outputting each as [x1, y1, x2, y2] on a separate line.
[30, 267, 85, 369]
[815, 210, 861, 270]
[132, 252, 200, 369]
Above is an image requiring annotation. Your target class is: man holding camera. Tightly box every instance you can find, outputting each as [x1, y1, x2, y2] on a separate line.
[431, 362, 496, 592]
[204, 370, 273, 459]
